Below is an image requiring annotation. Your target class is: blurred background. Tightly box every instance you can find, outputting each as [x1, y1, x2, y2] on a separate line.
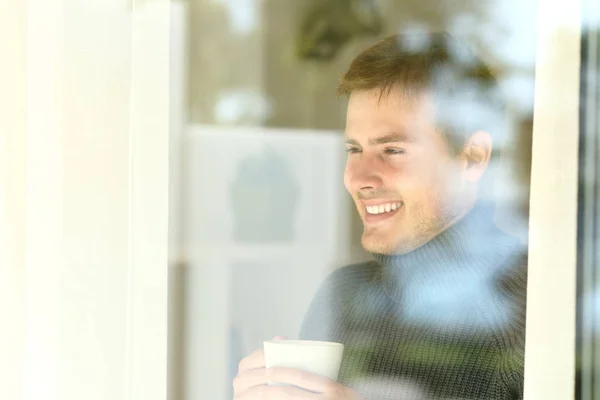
[167, 1, 540, 399]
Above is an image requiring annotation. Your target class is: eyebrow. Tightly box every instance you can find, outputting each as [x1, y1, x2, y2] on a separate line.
[345, 133, 414, 146]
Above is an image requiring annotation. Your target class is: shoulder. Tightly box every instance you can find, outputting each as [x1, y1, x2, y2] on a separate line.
[303, 260, 384, 314]
[299, 260, 383, 340]
[327, 260, 383, 280]
[493, 234, 528, 293]
[318, 260, 383, 294]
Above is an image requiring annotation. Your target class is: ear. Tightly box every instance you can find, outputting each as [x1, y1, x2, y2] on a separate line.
[459, 131, 493, 182]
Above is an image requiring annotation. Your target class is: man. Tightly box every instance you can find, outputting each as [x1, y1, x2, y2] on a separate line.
[233, 32, 527, 400]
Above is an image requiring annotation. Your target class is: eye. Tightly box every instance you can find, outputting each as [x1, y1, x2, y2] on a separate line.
[346, 146, 362, 154]
[384, 148, 406, 155]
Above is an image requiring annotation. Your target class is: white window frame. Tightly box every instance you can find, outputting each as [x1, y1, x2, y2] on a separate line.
[0, 1, 170, 400]
[524, 0, 581, 398]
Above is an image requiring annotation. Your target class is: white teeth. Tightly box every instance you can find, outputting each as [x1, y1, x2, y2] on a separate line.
[365, 202, 402, 215]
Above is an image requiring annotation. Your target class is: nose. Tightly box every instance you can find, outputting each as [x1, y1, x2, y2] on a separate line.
[345, 153, 384, 193]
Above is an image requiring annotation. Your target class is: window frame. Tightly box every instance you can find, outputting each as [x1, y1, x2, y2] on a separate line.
[523, 0, 581, 398]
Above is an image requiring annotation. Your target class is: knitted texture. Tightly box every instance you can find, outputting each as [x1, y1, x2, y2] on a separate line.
[299, 204, 527, 400]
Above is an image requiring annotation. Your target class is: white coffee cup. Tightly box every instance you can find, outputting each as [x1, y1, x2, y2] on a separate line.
[263, 340, 344, 383]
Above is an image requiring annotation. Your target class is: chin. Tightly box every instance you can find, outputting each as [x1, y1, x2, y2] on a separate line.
[361, 229, 423, 255]
[361, 233, 399, 255]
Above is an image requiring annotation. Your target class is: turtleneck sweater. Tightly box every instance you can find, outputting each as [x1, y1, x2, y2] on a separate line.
[299, 203, 527, 400]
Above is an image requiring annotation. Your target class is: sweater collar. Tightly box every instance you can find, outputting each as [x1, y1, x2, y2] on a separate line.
[372, 202, 510, 298]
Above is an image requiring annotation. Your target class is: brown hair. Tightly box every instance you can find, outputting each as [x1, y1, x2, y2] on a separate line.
[338, 32, 505, 153]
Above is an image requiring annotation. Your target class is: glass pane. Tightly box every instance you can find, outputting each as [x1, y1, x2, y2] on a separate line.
[169, 1, 539, 399]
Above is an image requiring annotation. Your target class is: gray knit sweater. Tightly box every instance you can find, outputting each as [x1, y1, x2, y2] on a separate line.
[299, 204, 527, 400]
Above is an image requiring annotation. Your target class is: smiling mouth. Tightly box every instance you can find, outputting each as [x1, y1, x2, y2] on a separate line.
[365, 202, 402, 215]
[361, 201, 404, 225]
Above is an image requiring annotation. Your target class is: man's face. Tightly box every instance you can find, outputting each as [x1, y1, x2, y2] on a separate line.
[344, 88, 469, 255]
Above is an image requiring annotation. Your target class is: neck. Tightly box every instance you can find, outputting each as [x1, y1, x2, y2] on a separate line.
[405, 194, 478, 256]
[373, 201, 509, 298]
[442, 192, 479, 237]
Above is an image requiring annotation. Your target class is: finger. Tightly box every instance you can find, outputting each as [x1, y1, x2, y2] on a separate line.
[237, 348, 265, 373]
[232, 367, 267, 394]
[266, 367, 337, 394]
[238, 335, 284, 373]
[235, 384, 321, 400]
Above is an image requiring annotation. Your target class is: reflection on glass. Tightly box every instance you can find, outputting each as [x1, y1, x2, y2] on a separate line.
[298, 0, 383, 60]
[169, 1, 538, 399]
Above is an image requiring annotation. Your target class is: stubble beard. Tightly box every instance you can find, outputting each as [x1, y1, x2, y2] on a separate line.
[361, 195, 461, 256]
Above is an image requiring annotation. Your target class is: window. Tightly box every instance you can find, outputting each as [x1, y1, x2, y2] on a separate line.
[166, 1, 571, 399]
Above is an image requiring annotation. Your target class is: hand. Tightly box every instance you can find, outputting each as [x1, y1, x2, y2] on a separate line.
[233, 336, 282, 399]
[262, 367, 364, 399]
[233, 337, 363, 399]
